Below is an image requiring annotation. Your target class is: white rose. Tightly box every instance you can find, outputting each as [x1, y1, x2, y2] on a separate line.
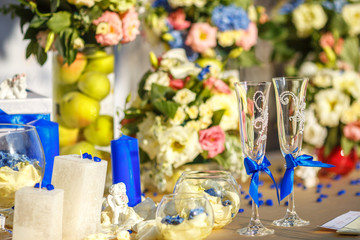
[199, 103, 213, 119]
[67, 0, 94, 7]
[116, 230, 130, 240]
[315, 89, 350, 127]
[169, 107, 186, 126]
[333, 70, 360, 99]
[185, 105, 199, 119]
[292, 4, 327, 37]
[206, 93, 239, 131]
[170, 62, 201, 79]
[199, 116, 212, 129]
[157, 126, 202, 169]
[144, 71, 170, 91]
[137, 113, 159, 159]
[173, 88, 196, 105]
[312, 69, 337, 88]
[162, 48, 188, 63]
[342, 4, 360, 36]
[185, 120, 201, 131]
[341, 100, 360, 124]
[304, 122, 327, 148]
[299, 62, 318, 77]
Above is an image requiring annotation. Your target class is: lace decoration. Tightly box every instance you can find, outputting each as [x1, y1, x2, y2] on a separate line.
[252, 91, 268, 146]
[280, 91, 306, 134]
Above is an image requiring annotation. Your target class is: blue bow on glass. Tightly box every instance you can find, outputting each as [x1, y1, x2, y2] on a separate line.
[280, 154, 334, 200]
[245, 156, 280, 207]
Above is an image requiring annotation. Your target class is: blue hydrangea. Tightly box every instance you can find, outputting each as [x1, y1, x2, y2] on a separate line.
[279, 0, 304, 14]
[212, 5, 250, 32]
[322, 0, 347, 13]
[152, 0, 171, 12]
[184, 45, 199, 62]
[168, 30, 184, 49]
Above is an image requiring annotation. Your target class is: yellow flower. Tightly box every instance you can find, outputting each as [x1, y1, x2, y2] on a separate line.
[96, 22, 110, 35]
[173, 88, 196, 105]
[292, 4, 327, 37]
[217, 30, 242, 47]
[169, 108, 186, 126]
[185, 105, 199, 119]
[342, 4, 360, 36]
[248, 5, 257, 22]
[185, 120, 201, 131]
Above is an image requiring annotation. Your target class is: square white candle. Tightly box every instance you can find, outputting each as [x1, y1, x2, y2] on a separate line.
[12, 187, 64, 240]
[52, 155, 107, 240]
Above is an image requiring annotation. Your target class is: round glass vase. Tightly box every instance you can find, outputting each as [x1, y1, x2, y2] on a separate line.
[52, 46, 115, 158]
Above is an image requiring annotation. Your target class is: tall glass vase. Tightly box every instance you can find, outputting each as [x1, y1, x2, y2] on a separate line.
[52, 46, 115, 158]
[272, 77, 310, 227]
[234, 81, 274, 236]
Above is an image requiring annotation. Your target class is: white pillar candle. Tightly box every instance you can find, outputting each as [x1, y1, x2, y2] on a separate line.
[12, 187, 64, 240]
[52, 155, 107, 240]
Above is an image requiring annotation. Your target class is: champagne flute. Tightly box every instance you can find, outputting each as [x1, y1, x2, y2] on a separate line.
[234, 81, 274, 236]
[272, 77, 309, 227]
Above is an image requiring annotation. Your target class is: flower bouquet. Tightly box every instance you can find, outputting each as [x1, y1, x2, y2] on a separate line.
[121, 48, 247, 192]
[143, 0, 269, 68]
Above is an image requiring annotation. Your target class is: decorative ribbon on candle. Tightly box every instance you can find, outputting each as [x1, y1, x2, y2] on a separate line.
[0, 108, 49, 124]
[280, 154, 335, 200]
[244, 156, 280, 207]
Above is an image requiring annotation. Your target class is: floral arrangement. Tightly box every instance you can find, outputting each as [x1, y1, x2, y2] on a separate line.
[1, 0, 140, 65]
[261, 0, 360, 72]
[121, 48, 246, 192]
[143, 0, 269, 68]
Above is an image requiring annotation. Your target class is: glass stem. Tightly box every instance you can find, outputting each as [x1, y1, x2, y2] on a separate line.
[251, 199, 260, 223]
[287, 185, 295, 214]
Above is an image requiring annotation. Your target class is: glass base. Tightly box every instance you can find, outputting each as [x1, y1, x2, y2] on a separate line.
[237, 220, 274, 236]
[272, 211, 310, 227]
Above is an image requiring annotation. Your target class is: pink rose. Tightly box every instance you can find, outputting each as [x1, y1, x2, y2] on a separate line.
[93, 11, 123, 46]
[344, 121, 360, 142]
[185, 23, 217, 53]
[319, 32, 335, 49]
[199, 125, 226, 158]
[203, 77, 231, 94]
[236, 22, 258, 51]
[120, 7, 140, 44]
[319, 52, 328, 64]
[334, 38, 344, 55]
[167, 9, 191, 30]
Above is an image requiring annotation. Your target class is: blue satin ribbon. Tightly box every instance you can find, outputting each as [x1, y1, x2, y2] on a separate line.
[245, 156, 280, 207]
[280, 154, 335, 200]
[0, 109, 49, 123]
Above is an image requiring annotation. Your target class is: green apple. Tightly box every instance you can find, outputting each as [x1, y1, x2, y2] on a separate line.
[58, 124, 79, 147]
[83, 115, 113, 146]
[59, 91, 100, 128]
[60, 141, 97, 156]
[77, 72, 110, 101]
[84, 50, 114, 74]
[57, 53, 88, 84]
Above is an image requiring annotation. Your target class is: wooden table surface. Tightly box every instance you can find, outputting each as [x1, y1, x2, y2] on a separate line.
[145, 151, 360, 240]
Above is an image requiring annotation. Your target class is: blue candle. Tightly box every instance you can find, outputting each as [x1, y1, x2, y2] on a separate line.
[111, 135, 141, 207]
[28, 119, 59, 187]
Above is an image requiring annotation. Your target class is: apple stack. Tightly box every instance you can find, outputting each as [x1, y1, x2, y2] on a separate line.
[52, 47, 114, 159]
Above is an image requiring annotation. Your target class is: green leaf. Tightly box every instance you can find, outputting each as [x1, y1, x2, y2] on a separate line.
[138, 71, 152, 99]
[26, 40, 38, 58]
[258, 21, 288, 41]
[139, 148, 151, 163]
[29, 15, 48, 28]
[121, 123, 139, 137]
[152, 99, 178, 118]
[340, 136, 355, 156]
[47, 11, 72, 33]
[150, 83, 176, 101]
[237, 50, 260, 67]
[36, 44, 47, 65]
[340, 37, 360, 71]
[24, 27, 38, 40]
[324, 127, 340, 157]
[329, 13, 348, 36]
[50, 0, 60, 12]
[211, 109, 225, 126]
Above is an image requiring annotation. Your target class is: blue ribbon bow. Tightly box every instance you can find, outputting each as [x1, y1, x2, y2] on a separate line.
[280, 154, 334, 200]
[245, 156, 280, 207]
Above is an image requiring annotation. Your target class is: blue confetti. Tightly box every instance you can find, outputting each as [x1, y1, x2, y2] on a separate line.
[285, 201, 288, 206]
[204, 188, 222, 198]
[265, 199, 273, 206]
[258, 181, 264, 187]
[241, 190, 245, 195]
[244, 194, 250, 200]
[222, 200, 232, 206]
[34, 183, 40, 188]
[258, 192, 263, 198]
[93, 157, 101, 162]
[303, 186, 307, 190]
[128, 230, 132, 234]
[161, 215, 184, 225]
[141, 193, 145, 197]
[316, 189, 321, 193]
[296, 183, 302, 188]
[239, 208, 244, 213]
[248, 200, 252, 205]
[46, 184, 54, 191]
[153, 192, 158, 197]
[82, 153, 89, 159]
[316, 198, 322, 203]
[188, 207, 204, 220]
[88, 154, 92, 159]
[334, 175, 341, 180]
[259, 200, 264, 206]
[326, 184, 332, 188]
[356, 192, 360, 196]
[337, 190, 346, 196]
[317, 184, 323, 189]
[356, 162, 360, 170]
[320, 194, 328, 198]
[270, 184, 276, 189]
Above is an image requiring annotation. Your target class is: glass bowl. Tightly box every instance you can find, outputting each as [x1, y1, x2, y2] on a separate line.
[156, 193, 214, 240]
[174, 170, 241, 229]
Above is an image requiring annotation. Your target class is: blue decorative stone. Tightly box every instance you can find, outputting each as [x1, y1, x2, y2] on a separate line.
[141, 193, 145, 197]
[270, 184, 276, 189]
[188, 207, 205, 220]
[248, 200, 252, 205]
[128, 230, 132, 234]
[317, 184, 323, 189]
[320, 194, 328, 198]
[204, 188, 221, 198]
[303, 186, 307, 190]
[258, 180, 264, 187]
[265, 199, 273, 206]
[316, 198, 322, 203]
[46, 184, 54, 191]
[296, 183, 302, 187]
[337, 190, 346, 196]
[285, 201, 288, 206]
[161, 215, 184, 225]
[326, 183, 332, 188]
[222, 200, 232, 206]
[316, 189, 321, 193]
[93, 157, 101, 162]
[241, 190, 245, 195]
[258, 192, 263, 198]
[239, 208, 244, 213]
[259, 200, 264, 206]
[334, 175, 341, 180]
[153, 192, 158, 197]
[356, 192, 360, 196]
[244, 194, 250, 200]
[82, 153, 89, 159]
[34, 183, 40, 188]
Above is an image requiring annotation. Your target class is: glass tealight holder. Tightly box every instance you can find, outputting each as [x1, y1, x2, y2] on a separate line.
[173, 170, 241, 229]
[156, 193, 214, 240]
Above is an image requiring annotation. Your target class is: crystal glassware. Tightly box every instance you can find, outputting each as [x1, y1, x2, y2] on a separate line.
[173, 170, 240, 229]
[156, 192, 214, 240]
[272, 77, 310, 227]
[234, 81, 274, 236]
[0, 124, 45, 234]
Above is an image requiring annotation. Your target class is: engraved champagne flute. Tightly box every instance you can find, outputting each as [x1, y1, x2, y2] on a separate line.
[234, 81, 274, 236]
[272, 77, 310, 227]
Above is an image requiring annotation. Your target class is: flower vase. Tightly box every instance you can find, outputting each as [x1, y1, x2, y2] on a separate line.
[317, 146, 358, 175]
[52, 46, 115, 160]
